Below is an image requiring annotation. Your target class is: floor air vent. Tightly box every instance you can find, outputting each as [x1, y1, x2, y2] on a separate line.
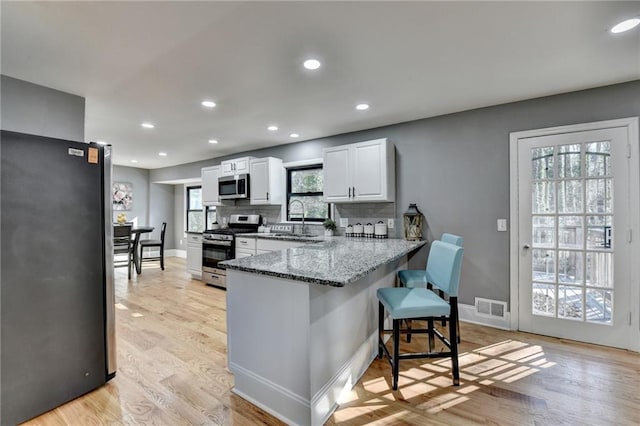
[475, 298, 507, 319]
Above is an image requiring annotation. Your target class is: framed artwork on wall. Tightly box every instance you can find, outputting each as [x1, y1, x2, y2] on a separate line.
[113, 181, 133, 211]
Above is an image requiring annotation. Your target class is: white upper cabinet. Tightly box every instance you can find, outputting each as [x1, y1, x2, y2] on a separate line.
[323, 145, 352, 202]
[201, 165, 221, 205]
[220, 156, 253, 176]
[323, 138, 395, 203]
[250, 157, 284, 205]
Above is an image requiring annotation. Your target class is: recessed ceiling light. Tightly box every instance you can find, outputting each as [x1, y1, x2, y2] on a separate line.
[303, 59, 321, 70]
[201, 100, 216, 108]
[131, 159, 139, 164]
[267, 125, 279, 131]
[141, 122, 155, 129]
[158, 152, 167, 157]
[208, 139, 218, 144]
[611, 18, 640, 33]
[355, 103, 370, 111]
[289, 133, 300, 138]
[96, 140, 107, 145]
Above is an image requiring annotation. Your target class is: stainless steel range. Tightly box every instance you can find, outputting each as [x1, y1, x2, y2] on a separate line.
[202, 214, 260, 289]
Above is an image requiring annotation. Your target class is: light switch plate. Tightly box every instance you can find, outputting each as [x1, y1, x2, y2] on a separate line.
[340, 218, 349, 227]
[497, 219, 508, 232]
[388, 218, 395, 229]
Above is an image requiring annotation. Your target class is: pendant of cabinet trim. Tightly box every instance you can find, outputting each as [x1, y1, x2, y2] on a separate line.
[250, 157, 285, 205]
[323, 138, 395, 203]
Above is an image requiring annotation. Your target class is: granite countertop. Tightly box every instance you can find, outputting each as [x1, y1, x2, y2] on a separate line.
[221, 237, 427, 287]
[239, 233, 326, 243]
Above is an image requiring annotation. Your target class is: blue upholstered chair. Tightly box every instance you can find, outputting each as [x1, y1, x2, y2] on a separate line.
[397, 233, 463, 343]
[377, 240, 464, 390]
[397, 233, 463, 288]
[441, 233, 464, 247]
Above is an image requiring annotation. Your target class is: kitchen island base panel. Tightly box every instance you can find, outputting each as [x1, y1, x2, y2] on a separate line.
[231, 363, 309, 426]
[226, 257, 405, 426]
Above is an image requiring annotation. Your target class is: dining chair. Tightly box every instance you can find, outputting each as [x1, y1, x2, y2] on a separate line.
[397, 233, 464, 343]
[113, 224, 133, 279]
[140, 222, 166, 271]
[377, 240, 464, 390]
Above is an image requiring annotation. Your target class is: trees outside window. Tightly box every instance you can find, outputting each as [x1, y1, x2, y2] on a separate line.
[287, 166, 330, 222]
[187, 186, 203, 232]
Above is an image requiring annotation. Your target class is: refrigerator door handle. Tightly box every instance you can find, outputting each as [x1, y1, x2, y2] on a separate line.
[103, 144, 117, 379]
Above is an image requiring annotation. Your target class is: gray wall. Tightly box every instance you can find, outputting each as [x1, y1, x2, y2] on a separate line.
[155, 80, 640, 306]
[113, 165, 176, 249]
[1, 75, 85, 141]
[149, 183, 175, 248]
[174, 185, 186, 251]
[112, 165, 150, 226]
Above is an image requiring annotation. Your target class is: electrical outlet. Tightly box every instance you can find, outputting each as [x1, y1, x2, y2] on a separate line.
[179, 239, 183, 245]
[340, 218, 349, 227]
[388, 218, 394, 229]
[497, 219, 508, 232]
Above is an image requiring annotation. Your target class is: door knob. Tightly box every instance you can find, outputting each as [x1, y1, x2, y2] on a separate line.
[523, 244, 531, 249]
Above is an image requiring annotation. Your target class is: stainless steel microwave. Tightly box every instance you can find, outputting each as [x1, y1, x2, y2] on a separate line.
[218, 174, 250, 200]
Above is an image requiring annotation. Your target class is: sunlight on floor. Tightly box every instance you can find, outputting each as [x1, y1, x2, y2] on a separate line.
[332, 339, 557, 422]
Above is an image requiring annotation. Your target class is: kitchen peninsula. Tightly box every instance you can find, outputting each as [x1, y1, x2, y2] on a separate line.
[222, 237, 426, 426]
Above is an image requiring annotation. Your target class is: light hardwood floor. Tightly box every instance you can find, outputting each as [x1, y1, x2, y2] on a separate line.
[25, 257, 639, 425]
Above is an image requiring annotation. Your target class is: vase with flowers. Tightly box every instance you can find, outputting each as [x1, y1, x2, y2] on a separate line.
[116, 213, 127, 225]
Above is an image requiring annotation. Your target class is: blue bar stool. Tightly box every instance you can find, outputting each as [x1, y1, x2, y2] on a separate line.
[377, 241, 464, 390]
[397, 233, 463, 343]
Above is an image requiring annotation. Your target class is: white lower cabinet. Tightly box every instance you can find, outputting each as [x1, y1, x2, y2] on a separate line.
[257, 239, 304, 252]
[235, 249, 255, 258]
[235, 237, 256, 252]
[235, 237, 305, 256]
[186, 233, 202, 279]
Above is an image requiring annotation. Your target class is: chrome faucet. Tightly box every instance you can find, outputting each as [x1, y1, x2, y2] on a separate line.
[288, 199, 305, 235]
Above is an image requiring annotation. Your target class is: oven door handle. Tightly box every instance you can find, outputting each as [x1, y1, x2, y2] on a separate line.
[203, 240, 232, 247]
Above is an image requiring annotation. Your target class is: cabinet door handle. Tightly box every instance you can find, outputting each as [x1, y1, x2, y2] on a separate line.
[267, 192, 269, 200]
[352, 186, 355, 197]
[348, 187, 351, 198]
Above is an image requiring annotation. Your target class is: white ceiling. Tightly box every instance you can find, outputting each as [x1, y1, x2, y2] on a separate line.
[2, 1, 639, 169]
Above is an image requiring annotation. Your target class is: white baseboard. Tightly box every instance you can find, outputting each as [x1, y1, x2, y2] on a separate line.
[230, 362, 309, 426]
[166, 249, 186, 258]
[140, 249, 185, 258]
[459, 303, 511, 330]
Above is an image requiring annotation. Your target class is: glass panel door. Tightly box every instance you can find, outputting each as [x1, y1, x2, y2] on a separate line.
[517, 125, 636, 349]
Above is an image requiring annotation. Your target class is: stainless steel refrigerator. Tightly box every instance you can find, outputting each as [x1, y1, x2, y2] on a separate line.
[1, 130, 116, 425]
